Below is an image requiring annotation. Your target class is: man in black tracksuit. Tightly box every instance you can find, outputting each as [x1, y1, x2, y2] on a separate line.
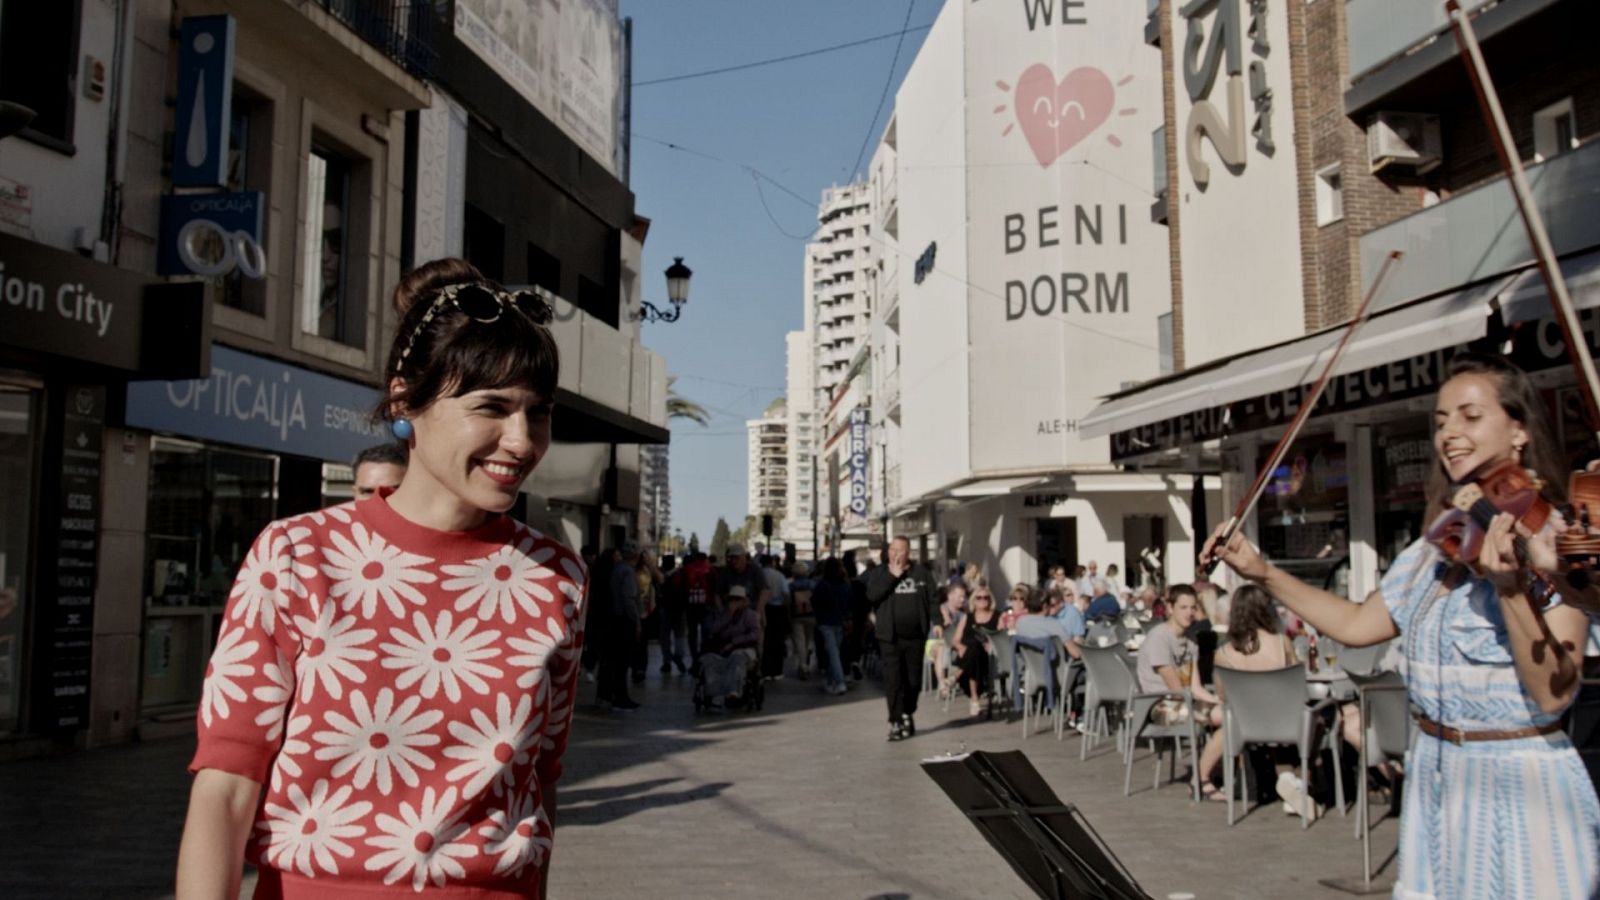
[862, 535, 938, 741]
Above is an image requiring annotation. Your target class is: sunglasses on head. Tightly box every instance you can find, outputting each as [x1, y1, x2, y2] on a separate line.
[397, 283, 554, 375]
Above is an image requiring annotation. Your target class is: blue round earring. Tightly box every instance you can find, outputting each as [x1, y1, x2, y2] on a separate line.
[391, 417, 414, 440]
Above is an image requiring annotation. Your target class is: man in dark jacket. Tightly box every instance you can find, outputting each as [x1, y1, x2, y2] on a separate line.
[862, 535, 938, 741]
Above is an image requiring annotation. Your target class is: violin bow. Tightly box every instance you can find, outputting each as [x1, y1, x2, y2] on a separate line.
[1448, 0, 1600, 439]
[1200, 250, 1404, 575]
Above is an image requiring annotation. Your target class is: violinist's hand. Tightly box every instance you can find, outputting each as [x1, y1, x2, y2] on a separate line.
[1199, 523, 1269, 581]
[1479, 512, 1532, 597]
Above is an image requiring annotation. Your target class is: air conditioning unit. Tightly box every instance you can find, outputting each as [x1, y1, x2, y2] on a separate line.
[1367, 112, 1442, 174]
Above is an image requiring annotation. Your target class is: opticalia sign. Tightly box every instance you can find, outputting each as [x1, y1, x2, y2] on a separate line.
[846, 407, 870, 517]
[158, 191, 266, 278]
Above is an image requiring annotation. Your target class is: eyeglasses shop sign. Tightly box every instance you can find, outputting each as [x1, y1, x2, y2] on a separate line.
[126, 344, 385, 464]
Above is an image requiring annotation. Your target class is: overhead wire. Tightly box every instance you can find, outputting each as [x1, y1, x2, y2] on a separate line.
[848, 0, 916, 179]
[634, 22, 934, 87]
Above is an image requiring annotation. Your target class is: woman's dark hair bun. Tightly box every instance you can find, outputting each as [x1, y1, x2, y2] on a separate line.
[392, 257, 484, 317]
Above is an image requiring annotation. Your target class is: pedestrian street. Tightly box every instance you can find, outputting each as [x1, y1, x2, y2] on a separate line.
[1, 656, 1394, 899]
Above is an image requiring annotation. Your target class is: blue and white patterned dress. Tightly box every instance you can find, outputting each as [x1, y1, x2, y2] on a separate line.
[1382, 539, 1600, 900]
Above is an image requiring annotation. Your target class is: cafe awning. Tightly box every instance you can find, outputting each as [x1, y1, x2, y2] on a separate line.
[1078, 273, 1518, 441]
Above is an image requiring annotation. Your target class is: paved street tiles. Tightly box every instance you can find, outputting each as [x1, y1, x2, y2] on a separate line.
[0, 660, 1397, 899]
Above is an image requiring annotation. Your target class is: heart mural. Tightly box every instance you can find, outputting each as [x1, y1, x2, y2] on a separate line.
[1013, 64, 1115, 168]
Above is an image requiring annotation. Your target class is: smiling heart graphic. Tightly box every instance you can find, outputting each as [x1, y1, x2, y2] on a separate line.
[1014, 64, 1115, 168]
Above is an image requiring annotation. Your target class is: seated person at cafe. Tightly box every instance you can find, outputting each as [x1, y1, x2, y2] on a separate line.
[1016, 586, 1080, 649]
[1134, 584, 1220, 726]
[1194, 583, 1300, 803]
[999, 584, 1030, 632]
[1084, 577, 1121, 621]
[1047, 584, 1087, 660]
[700, 585, 761, 710]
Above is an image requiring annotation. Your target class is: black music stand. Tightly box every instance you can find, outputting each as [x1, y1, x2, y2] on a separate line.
[921, 750, 1154, 900]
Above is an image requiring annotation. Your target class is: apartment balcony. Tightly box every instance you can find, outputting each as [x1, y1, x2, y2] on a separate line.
[1345, 0, 1563, 115]
[318, 0, 438, 78]
[1347, 0, 1491, 85]
[880, 277, 900, 330]
[883, 377, 901, 424]
[885, 463, 902, 508]
[1359, 136, 1600, 309]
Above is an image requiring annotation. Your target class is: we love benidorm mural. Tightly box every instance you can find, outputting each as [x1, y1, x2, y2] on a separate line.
[963, 0, 1171, 469]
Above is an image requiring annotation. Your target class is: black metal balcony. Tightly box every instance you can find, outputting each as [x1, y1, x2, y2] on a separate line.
[319, 0, 438, 79]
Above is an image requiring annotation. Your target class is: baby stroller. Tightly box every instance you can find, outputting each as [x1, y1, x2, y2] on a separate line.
[692, 647, 765, 713]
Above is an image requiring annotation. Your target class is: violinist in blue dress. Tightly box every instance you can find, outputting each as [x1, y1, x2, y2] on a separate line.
[1203, 352, 1600, 900]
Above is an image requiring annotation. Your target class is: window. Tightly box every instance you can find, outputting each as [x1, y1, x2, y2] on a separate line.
[0, 1, 79, 151]
[301, 142, 364, 346]
[463, 204, 505, 282]
[1151, 126, 1168, 199]
[1534, 98, 1577, 162]
[1315, 163, 1343, 226]
[527, 242, 561, 295]
[219, 85, 273, 317]
[0, 383, 42, 734]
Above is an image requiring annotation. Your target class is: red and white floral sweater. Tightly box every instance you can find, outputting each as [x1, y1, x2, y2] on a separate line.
[191, 493, 586, 898]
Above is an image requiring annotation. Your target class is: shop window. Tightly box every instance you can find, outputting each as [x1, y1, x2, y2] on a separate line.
[300, 139, 368, 348]
[218, 85, 273, 317]
[1372, 421, 1431, 573]
[463, 203, 505, 282]
[0, 384, 42, 734]
[1315, 163, 1343, 226]
[0, 1, 79, 151]
[1257, 435, 1349, 593]
[141, 440, 277, 713]
[1534, 97, 1577, 162]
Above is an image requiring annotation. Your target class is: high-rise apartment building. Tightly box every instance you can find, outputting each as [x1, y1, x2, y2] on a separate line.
[782, 331, 816, 556]
[746, 401, 788, 518]
[641, 444, 671, 549]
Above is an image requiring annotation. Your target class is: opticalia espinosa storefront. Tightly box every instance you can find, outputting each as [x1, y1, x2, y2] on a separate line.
[1078, 266, 1600, 607]
[0, 232, 207, 751]
[121, 343, 389, 734]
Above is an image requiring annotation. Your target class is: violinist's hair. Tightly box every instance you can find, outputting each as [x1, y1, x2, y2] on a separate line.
[1425, 352, 1566, 513]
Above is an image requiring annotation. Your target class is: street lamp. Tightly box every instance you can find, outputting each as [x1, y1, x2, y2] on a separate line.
[635, 256, 692, 323]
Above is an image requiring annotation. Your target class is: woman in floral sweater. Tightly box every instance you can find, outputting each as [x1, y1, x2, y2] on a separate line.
[176, 259, 587, 899]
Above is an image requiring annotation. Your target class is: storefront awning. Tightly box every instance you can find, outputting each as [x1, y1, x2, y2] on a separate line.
[1078, 273, 1517, 441]
[946, 475, 1050, 498]
[1499, 247, 1600, 323]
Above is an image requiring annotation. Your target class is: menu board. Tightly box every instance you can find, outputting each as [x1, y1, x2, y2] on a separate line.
[45, 385, 104, 731]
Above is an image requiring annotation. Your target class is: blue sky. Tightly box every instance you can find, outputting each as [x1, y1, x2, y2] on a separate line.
[621, 0, 939, 544]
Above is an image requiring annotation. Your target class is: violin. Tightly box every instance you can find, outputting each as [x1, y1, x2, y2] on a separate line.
[1427, 461, 1600, 596]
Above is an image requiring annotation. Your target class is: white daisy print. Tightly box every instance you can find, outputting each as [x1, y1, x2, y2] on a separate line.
[259, 778, 371, 878]
[252, 648, 294, 741]
[557, 554, 586, 616]
[271, 712, 313, 792]
[440, 536, 557, 623]
[541, 678, 575, 754]
[228, 526, 300, 635]
[292, 597, 377, 703]
[321, 522, 436, 619]
[505, 619, 574, 693]
[200, 627, 258, 727]
[299, 502, 354, 527]
[380, 610, 503, 703]
[364, 786, 478, 892]
[479, 791, 551, 878]
[442, 692, 542, 799]
[313, 688, 442, 796]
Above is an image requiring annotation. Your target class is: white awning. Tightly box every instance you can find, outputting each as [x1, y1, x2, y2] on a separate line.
[1499, 248, 1600, 323]
[946, 476, 1050, 498]
[1078, 274, 1517, 440]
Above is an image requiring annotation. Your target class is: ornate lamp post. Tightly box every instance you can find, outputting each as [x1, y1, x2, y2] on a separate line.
[636, 256, 693, 323]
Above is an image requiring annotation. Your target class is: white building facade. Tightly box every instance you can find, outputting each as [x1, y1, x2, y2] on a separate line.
[873, 0, 1217, 593]
[746, 404, 788, 519]
[782, 331, 817, 557]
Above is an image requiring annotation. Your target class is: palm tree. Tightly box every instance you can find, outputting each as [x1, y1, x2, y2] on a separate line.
[666, 376, 710, 426]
